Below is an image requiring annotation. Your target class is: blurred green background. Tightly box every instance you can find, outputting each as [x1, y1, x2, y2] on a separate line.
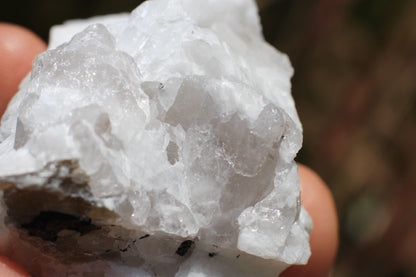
[1, 0, 415, 276]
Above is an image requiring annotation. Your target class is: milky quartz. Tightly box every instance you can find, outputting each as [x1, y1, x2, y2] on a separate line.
[0, 0, 312, 276]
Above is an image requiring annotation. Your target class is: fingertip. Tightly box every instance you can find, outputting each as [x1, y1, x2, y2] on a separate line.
[0, 23, 46, 116]
[281, 164, 338, 277]
[0, 255, 31, 277]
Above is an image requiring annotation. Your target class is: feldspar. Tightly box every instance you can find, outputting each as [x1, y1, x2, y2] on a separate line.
[0, 0, 312, 276]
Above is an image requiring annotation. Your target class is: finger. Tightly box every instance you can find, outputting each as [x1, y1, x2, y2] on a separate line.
[0, 23, 47, 117]
[0, 255, 31, 277]
[281, 164, 339, 277]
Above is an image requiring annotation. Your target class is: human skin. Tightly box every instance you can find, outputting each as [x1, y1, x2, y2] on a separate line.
[0, 23, 338, 277]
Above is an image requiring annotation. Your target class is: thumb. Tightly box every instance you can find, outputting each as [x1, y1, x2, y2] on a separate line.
[0, 255, 31, 277]
[0, 23, 47, 117]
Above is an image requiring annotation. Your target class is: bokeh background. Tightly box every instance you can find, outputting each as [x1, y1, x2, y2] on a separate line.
[1, 0, 415, 276]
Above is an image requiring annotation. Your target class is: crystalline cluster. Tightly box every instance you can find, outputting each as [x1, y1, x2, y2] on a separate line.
[0, 0, 312, 276]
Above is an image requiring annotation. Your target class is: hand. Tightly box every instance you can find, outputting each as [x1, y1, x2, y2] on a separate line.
[0, 23, 338, 277]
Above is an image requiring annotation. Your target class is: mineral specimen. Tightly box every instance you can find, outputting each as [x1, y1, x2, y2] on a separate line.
[0, 0, 312, 276]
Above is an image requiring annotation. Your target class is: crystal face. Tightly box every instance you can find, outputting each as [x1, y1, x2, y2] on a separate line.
[0, 0, 312, 276]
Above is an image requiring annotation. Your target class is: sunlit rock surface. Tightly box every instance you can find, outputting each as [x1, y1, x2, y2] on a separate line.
[0, 0, 312, 276]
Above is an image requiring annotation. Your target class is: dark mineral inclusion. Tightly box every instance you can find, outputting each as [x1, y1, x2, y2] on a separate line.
[22, 211, 99, 242]
[175, 240, 194, 256]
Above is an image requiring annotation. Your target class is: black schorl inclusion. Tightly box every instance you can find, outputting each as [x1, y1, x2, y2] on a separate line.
[139, 234, 150, 240]
[175, 240, 194, 256]
[21, 211, 99, 242]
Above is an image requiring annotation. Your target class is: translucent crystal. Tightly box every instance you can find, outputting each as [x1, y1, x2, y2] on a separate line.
[0, 0, 312, 276]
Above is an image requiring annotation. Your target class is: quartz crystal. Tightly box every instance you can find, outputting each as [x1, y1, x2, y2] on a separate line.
[0, 0, 312, 276]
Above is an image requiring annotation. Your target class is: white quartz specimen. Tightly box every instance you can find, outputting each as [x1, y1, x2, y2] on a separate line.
[0, 0, 312, 276]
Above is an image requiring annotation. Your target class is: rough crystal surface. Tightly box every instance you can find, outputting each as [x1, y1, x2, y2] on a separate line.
[0, 0, 312, 276]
